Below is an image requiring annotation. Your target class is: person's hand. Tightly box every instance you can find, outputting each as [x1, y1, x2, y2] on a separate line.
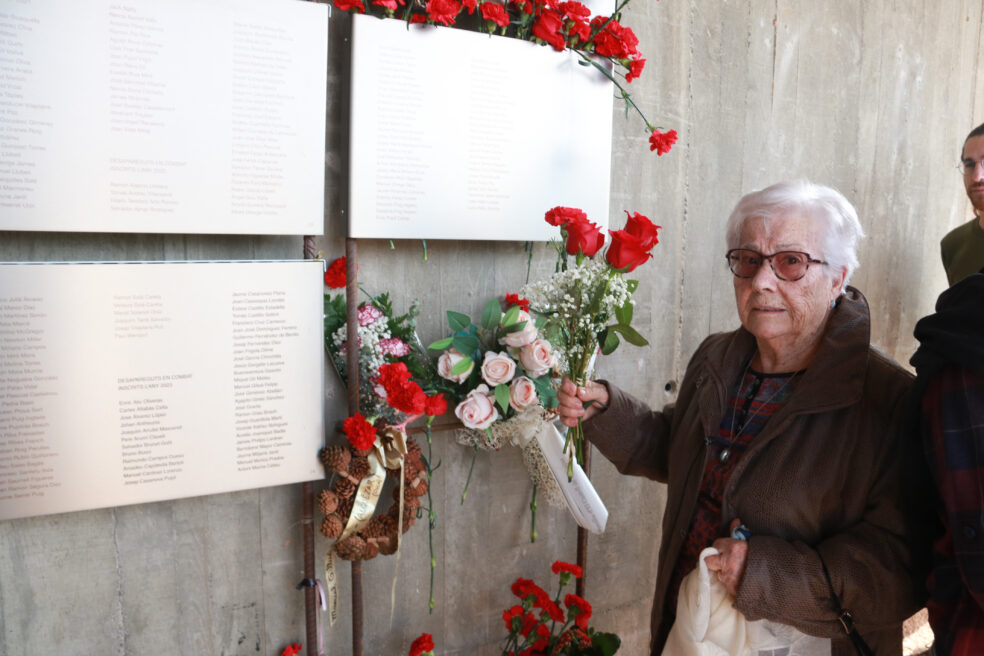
[704, 518, 749, 598]
[556, 376, 610, 428]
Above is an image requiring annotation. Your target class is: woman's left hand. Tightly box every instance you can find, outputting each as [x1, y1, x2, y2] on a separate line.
[704, 518, 749, 598]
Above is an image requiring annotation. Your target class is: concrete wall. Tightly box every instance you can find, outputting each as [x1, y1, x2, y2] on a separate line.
[2, 1, 982, 654]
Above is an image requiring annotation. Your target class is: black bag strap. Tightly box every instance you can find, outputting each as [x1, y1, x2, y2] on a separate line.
[819, 557, 876, 656]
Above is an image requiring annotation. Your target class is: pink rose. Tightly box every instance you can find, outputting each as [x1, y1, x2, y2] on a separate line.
[438, 348, 474, 383]
[455, 385, 499, 430]
[481, 351, 516, 386]
[509, 376, 539, 411]
[502, 310, 538, 347]
[519, 339, 555, 377]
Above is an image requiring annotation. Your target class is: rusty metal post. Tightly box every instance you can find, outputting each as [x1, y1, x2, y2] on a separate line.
[344, 238, 364, 656]
[575, 445, 591, 599]
[302, 235, 319, 656]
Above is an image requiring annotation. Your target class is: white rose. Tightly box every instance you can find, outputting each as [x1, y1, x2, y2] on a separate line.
[438, 348, 473, 384]
[519, 339, 556, 378]
[481, 351, 516, 386]
[509, 376, 539, 411]
[455, 385, 499, 430]
[502, 310, 538, 347]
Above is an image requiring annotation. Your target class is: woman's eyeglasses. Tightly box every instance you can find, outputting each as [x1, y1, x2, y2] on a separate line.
[726, 249, 827, 281]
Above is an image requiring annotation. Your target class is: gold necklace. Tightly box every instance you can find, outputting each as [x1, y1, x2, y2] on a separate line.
[720, 361, 800, 464]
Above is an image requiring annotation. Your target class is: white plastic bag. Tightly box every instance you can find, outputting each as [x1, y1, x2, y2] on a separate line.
[663, 547, 830, 656]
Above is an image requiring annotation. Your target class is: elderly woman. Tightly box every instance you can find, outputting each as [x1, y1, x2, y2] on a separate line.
[558, 181, 921, 655]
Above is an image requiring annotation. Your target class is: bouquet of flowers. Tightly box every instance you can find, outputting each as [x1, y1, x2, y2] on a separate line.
[330, 0, 676, 156]
[428, 293, 566, 539]
[521, 206, 660, 477]
[501, 560, 620, 656]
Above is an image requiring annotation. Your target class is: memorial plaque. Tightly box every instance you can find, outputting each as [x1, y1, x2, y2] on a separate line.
[0, 261, 325, 521]
[0, 0, 328, 234]
[348, 13, 614, 241]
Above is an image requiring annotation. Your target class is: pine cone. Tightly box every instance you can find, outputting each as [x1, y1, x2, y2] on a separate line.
[320, 445, 351, 475]
[406, 437, 422, 459]
[317, 489, 339, 516]
[377, 535, 398, 556]
[349, 456, 370, 481]
[363, 539, 379, 560]
[320, 514, 344, 539]
[407, 477, 429, 497]
[335, 535, 366, 561]
[364, 514, 397, 539]
[352, 446, 373, 458]
[337, 495, 354, 519]
[333, 477, 356, 499]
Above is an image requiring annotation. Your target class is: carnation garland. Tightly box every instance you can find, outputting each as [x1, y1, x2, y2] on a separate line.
[331, 0, 677, 156]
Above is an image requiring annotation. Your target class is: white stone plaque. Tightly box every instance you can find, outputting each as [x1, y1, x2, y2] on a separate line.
[348, 13, 614, 241]
[0, 0, 328, 234]
[0, 261, 325, 521]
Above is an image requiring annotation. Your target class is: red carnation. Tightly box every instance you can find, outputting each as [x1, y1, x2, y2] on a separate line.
[388, 380, 427, 415]
[564, 216, 605, 257]
[334, 0, 366, 11]
[545, 205, 587, 227]
[408, 632, 435, 656]
[324, 257, 346, 289]
[480, 1, 510, 27]
[551, 560, 583, 578]
[279, 644, 302, 656]
[590, 16, 639, 58]
[461, 0, 478, 12]
[564, 593, 592, 629]
[605, 229, 652, 272]
[626, 56, 646, 83]
[530, 623, 551, 652]
[511, 577, 549, 605]
[505, 293, 531, 312]
[426, 0, 461, 25]
[649, 128, 678, 156]
[540, 598, 565, 623]
[623, 210, 660, 250]
[377, 362, 413, 391]
[371, 0, 405, 8]
[424, 393, 448, 417]
[532, 9, 566, 51]
[343, 413, 377, 451]
[409, 13, 427, 22]
[559, 1, 590, 19]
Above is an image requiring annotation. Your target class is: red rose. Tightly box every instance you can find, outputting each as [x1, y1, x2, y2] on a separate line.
[480, 1, 510, 26]
[408, 632, 435, 656]
[545, 205, 587, 227]
[532, 9, 566, 50]
[324, 256, 346, 288]
[564, 593, 592, 629]
[605, 229, 652, 272]
[424, 393, 447, 417]
[625, 56, 646, 83]
[334, 0, 366, 11]
[551, 560, 583, 578]
[343, 413, 377, 451]
[505, 293, 531, 312]
[623, 210, 660, 250]
[564, 217, 605, 257]
[649, 128, 678, 156]
[426, 0, 461, 25]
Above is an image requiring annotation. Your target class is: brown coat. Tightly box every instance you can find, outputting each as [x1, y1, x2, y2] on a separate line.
[585, 287, 920, 655]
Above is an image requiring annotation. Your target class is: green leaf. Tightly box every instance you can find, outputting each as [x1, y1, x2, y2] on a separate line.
[480, 299, 502, 331]
[626, 279, 640, 293]
[447, 310, 471, 333]
[427, 336, 453, 351]
[600, 328, 620, 355]
[494, 383, 511, 414]
[534, 314, 547, 330]
[450, 356, 474, 376]
[612, 323, 649, 347]
[591, 632, 621, 656]
[451, 335, 480, 357]
[615, 299, 634, 325]
[501, 304, 521, 327]
[502, 320, 528, 334]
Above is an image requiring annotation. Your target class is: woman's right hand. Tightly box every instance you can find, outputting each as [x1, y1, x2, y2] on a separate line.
[556, 376, 610, 427]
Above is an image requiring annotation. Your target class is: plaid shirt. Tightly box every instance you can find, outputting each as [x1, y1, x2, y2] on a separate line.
[922, 363, 984, 655]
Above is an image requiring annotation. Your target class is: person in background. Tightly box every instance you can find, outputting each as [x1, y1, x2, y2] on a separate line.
[941, 122, 984, 286]
[910, 269, 984, 655]
[557, 180, 923, 655]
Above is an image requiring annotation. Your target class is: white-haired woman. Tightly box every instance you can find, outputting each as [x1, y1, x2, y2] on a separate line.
[558, 181, 922, 655]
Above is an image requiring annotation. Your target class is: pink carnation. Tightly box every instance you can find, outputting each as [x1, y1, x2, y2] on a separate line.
[379, 337, 411, 357]
[358, 305, 384, 326]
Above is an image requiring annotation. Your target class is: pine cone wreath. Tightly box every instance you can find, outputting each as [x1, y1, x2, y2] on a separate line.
[320, 514, 344, 539]
[317, 489, 339, 515]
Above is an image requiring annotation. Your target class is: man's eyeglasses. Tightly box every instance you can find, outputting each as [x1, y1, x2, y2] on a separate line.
[726, 249, 828, 282]
[958, 157, 984, 176]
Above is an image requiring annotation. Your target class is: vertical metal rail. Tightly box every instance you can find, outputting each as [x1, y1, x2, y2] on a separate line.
[302, 235, 319, 656]
[344, 239, 364, 656]
[575, 446, 591, 599]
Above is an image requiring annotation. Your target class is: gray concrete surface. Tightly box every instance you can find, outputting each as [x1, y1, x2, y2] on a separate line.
[1, 1, 983, 654]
